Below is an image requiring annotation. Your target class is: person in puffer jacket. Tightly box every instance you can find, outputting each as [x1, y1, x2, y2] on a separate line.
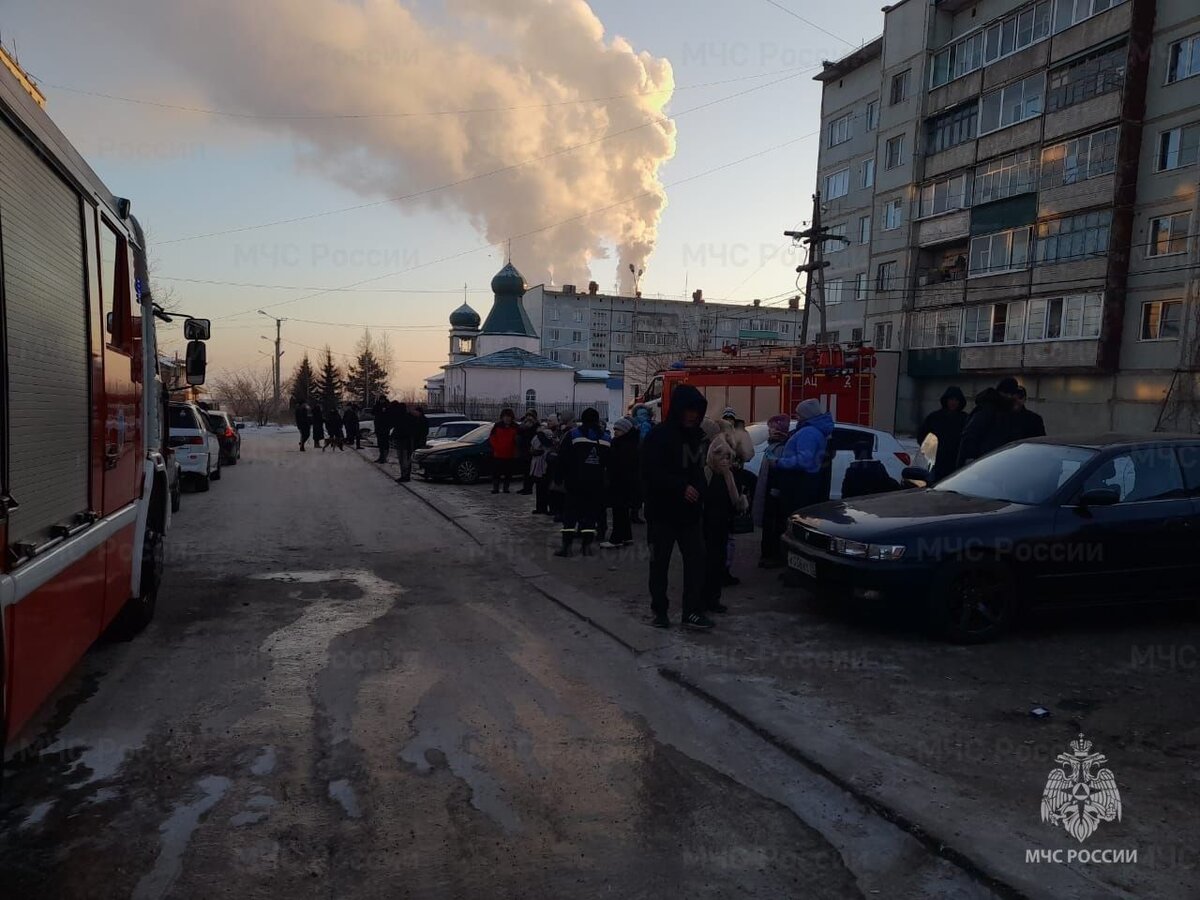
[702, 425, 750, 615]
[775, 399, 835, 513]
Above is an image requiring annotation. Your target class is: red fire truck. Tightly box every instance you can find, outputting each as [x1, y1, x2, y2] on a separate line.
[630, 344, 900, 431]
[0, 58, 207, 761]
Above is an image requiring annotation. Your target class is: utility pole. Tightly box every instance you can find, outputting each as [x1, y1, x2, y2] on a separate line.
[258, 310, 285, 408]
[786, 191, 847, 344]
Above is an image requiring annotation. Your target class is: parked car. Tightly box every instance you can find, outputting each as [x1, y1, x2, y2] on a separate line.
[169, 402, 221, 491]
[427, 420, 489, 445]
[746, 421, 913, 499]
[205, 409, 242, 465]
[781, 435, 1200, 643]
[413, 424, 494, 483]
[424, 412, 473, 429]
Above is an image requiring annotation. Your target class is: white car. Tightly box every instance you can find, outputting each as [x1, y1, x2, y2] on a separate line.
[745, 420, 914, 500]
[168, 402, 221, 492]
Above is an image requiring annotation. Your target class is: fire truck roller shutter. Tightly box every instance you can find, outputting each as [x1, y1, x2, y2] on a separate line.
[0, 116, 90, 547]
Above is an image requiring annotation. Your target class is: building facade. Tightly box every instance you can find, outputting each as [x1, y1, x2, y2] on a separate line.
[523, 282, 806, 375]
[814, 0, 1200, 433]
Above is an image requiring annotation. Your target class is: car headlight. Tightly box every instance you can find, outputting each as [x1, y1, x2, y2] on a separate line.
[832, 538, 905, 561]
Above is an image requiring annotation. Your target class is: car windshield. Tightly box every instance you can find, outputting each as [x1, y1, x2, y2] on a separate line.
[459, 424, 493, 444]
[934, 442, 1098, 504]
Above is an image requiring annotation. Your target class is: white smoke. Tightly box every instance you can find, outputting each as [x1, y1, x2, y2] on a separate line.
[113, 0, 678, 292]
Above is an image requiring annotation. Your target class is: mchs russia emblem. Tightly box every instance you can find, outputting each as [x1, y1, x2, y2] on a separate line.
[1040, 734, 1122, 843]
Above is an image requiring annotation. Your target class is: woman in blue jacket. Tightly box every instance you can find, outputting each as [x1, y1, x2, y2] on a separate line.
[774, 399, 835, 512]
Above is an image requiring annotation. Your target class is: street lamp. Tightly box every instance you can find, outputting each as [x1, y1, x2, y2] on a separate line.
[258, 310, 286, 407]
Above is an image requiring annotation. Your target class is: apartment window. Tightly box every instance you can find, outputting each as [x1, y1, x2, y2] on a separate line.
[825, 167, 850, 200]
[571, 329, 583, 343]
[865, 99, 880, 131]
[854, 272, 868, 300]
[1055, 0, 1127, 34]
[615, 332, 628, 347]
[549, 350, 560, 361]
[873, 320, 894, 349]
[1046, 42, 1126, 113]
[817, 330, 841, 343]
[1167, 34, 1200, 84]
[1040, 127, 1118, 188]
[979, 72, 1045, 134]
[851, 327, 864, 342]
[876, 260, 897, 293]
[1148, 213, 1190, 258]
[1026, 294, 1103, 341]
[573, 310, 583, 323]
[824, 223, 848, 253]
[592, 309, 608, 323]
[889, 70, 910, 105]
[909, 308, 961, 348]
[549, 328, 560, 341]
[1156, 124, 1200, 172]
[828, 113, 852, 147]
[926, 103, 978, 154]
[883, 198, 904, 231]
[930, 0, 1053, 88]
[858, 215, 872, 244]
[1036, 209, 1112, 263]
[1140, 300, 1182, 340]
[885, 135, 905, 169]
[861, 158, 875, 189]
[551, 306, 560, 321]
[918, 172, 971, 218]
[969, 227, 1031, 276]
[825, 278, 845, 305]
[571, 351, 582, 364]
[963, 301, 1025, 344]
[973, 149, 1038, 204]
[780, 322, 791, 335]
[615, 312, 629, 327]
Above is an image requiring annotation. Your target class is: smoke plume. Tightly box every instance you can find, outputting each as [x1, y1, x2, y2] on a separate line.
[120, 0, 677, 292]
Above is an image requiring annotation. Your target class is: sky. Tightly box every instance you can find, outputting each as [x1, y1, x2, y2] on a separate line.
[1, 0, 883, 391]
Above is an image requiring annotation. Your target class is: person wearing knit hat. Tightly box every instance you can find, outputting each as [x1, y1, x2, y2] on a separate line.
[795, 398, 824, 423]
[776, 398, 835, 512]
[756, 414, 795, 567]
[721, 406, 737, 421]
[600, 416, 640, 548]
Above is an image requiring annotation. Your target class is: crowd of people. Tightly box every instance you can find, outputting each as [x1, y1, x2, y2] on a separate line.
[369, 398, 431, 483]
[293, 400, 363, 452]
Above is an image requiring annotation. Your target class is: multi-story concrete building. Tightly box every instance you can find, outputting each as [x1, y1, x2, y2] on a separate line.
[814, 0, 1200, 432]
[522, 282, 805, 375]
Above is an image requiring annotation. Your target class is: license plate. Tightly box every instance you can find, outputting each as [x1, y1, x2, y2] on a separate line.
[788, 552, 817, 578]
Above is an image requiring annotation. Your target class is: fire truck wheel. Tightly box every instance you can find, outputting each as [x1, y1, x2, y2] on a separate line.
[108, 528, 163, 642]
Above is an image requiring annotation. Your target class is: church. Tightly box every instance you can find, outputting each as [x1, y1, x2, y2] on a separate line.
[424, 261, 618, 418]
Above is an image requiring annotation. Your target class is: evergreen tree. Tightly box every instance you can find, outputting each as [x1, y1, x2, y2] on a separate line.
[289, 354, 316, 407]
[314, 346, 344, 410]
[346, 329, 389, 406]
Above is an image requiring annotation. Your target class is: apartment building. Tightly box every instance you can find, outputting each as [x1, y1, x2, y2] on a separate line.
[814, 0, 1200, 432]
[522, 282, 805, 375]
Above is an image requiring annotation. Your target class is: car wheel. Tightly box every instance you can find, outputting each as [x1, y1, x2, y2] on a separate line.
[171, 484, 181, 513]
[211, 458, 222, 481]
[930, 562, 1016, 643]
[226, 451, 238, 466]
[454, 459, 480, 484]
[107, 527, 162, 641]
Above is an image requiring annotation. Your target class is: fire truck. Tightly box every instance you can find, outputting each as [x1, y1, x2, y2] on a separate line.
[630, 344, 900, 431]
[0, 55, 208, 761]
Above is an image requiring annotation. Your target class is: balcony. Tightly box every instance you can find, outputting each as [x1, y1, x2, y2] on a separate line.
[960, 342, 1025, 370]
[914, 269, 967, 310]
[1024, 338, 1101, 368]
[916, 208, 970, 247]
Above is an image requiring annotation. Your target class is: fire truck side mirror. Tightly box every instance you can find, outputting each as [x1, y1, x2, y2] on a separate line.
[185, 340, 207, 386]
[183, 317, 211, 341]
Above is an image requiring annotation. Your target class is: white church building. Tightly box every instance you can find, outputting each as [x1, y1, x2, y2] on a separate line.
[425, 262, 621, 418]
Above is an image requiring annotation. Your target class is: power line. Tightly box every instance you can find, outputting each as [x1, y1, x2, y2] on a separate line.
[34, 65, 817, 121]
[759, 0, 855, 47]
[156, 275, 490, 294]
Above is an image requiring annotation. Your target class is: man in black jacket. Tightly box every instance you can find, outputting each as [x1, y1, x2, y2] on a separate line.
[640, 384, 712, 631]
[957, 378, 1021, 468]
[343, 403, 361, 450]
[1014, 387, 1046, 439]
[294, 401, 311, 452]
[918, 385, 968, 481]
[372, 396, 391, 463]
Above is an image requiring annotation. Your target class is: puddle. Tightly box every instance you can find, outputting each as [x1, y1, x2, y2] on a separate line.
[327, 779, 362, 819]
[132, 775, 231, 900]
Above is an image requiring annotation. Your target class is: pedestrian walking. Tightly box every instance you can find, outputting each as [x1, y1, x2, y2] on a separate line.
[343, 403, 361, 450]
[488, 408, 519, 493]
[1014, 386, 1046, 439]
[391, 402, 413, 480]
[702, 425, 749, 615]
[600, 416, 639, 548]
[516, 409, 538, 494]
[324, 405, 345, 451]
[555, 408, 610, 557]
[311, 403, 326, 449]
[754, 414, 792, 568]
[641, 384, 710, 631]
[774, 399, 835, 514]
[917, 386, 968, 481]
[957, 378, 1021, 468]
[294, 400, 312, 451]
[529, 419, 556, 514]
[372, 396, 391, 462]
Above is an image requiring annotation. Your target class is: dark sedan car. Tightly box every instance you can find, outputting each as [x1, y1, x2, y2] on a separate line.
[782, 435, 1200, 642]
[204, 410, 242, 466]
[413, 423, 493, 483]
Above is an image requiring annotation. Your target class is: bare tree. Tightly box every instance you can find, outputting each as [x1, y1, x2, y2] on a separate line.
[211, 367, 278, 425]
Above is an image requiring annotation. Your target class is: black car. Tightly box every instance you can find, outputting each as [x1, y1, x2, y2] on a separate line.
[782, 435, 1200, 642]
[205, 410, 242, 466]
[413, 423, 493, 483]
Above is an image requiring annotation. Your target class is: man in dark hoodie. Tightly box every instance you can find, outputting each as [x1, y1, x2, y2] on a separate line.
[640, 384, 712, 631]
[1014, 387, 1046, 439]
[957, 377, 1020, 468]
[294, 400, 311, 451]
[917, 385, 968, 481]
